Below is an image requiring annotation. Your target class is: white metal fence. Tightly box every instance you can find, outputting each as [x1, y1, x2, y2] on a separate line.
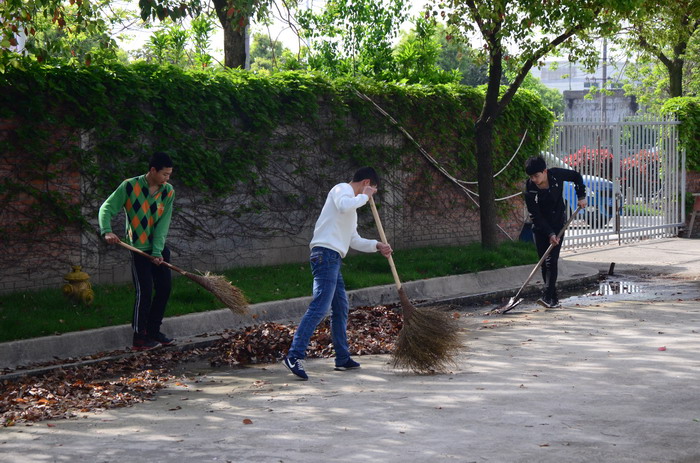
[544, 116, 686, 250]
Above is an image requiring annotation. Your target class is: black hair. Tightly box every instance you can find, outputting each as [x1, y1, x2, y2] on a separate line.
[149, 152, 173, 171]
[352, 166, 380, 186]
[525, 156, 547, 176]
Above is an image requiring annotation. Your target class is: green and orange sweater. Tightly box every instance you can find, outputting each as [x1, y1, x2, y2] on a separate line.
[98, 175, 175, 258]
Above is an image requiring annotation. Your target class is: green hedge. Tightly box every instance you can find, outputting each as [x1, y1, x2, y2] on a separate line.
[0, 63, 553, 239]
[661, 97, 700, 171]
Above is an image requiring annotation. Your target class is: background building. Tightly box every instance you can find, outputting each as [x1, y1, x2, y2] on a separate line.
[531, 44, 637, 122]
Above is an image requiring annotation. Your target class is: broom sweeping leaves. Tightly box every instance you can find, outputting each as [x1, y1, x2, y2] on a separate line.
[189, 271, 249, 315]
[368, 197, 463, 374]
[391, 289, 462, 374]
[116, 241, 248, 315]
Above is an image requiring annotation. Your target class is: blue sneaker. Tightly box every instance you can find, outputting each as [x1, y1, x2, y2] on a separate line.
[283, 356, 308, 380]
[334, 358, 361, 371]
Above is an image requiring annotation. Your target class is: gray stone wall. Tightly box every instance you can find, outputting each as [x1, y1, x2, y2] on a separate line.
[1, 113, 524, 294]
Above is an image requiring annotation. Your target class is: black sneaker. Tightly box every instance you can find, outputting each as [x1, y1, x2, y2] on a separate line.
[132, 333, 160, 351]
[334, 358, 361, 371]
[149, 332, 175, 346]
[537, 297, 561, 309]
[283, 356, 308, 380]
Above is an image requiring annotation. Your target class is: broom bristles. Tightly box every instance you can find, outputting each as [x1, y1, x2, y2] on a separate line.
[392, 287, 462, 374]
[185, 271, 249, 315]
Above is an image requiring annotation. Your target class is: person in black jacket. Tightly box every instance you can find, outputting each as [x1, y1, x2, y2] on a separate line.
[524, 155, 587, 308]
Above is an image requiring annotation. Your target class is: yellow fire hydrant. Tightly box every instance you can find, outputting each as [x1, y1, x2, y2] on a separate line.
[62, 265, 94, 305]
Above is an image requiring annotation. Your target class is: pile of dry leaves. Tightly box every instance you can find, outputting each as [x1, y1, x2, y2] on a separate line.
[1, 305, 402, 427]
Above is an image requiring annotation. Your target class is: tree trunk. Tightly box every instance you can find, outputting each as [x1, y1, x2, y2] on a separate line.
[222, 25, 247, 69]
[213, 0, 247, 69]
[474, 118, 499, 249]
[475, 40, 504, 250]
[667, 59, 683, 97]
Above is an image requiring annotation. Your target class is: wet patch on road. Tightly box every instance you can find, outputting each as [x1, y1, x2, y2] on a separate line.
[452, 273, 700, 316]
[562, 273, 700, 307]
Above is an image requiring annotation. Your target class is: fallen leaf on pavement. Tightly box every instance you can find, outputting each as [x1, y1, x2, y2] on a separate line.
[1, 305, 402, 426]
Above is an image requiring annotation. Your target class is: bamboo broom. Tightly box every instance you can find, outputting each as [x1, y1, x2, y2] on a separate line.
[116, 241, 248, 315]
[368, 196, 463, 374]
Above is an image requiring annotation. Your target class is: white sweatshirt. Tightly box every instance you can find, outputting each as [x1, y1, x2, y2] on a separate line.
[309, 183, 379, 258]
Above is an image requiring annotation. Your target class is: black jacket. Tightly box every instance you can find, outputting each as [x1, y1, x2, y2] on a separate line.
[524, 167, 586, 237]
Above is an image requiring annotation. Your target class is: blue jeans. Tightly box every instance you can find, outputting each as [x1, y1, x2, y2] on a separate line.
[288, 247, 350, 365]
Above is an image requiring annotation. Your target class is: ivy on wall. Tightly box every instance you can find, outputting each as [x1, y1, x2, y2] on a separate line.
[661, 97, 700, 171]
[0, 63, 553, 272]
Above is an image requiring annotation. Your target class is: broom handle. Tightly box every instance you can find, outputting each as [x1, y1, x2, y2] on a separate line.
[513, 206, 584, 298]
[115, 240, 186, 276]
[368, 196, 403, 290]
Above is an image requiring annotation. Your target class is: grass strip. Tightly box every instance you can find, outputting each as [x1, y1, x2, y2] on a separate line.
[0, 241, 537, 342]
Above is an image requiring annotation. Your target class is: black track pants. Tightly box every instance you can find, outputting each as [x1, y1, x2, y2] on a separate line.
[533, 230, 564, 301]
[130, 246, 171, 335]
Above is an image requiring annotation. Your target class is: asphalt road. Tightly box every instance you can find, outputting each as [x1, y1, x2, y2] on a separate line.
[2, 237, 700, 463]
[2, 276, 699, 463]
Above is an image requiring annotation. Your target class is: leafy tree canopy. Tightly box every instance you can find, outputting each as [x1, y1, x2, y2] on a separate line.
[0, 0, 117, 70]
[137, 0, 295, 68]
[617, 0, 700, 106]
[249, 30, 301, 72]
[130, 13, 218, 68]
[438, 0, 642, 248]
[393, 16, 487, 85]
[515, 73, 564, 118]
[297, 0, 409, 78]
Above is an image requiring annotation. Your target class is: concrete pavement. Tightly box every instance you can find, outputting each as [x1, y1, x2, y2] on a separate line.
[1, 247, 700, 462]
[564, 237, 700, 279]
[3, 237, 700, 372]
[0, 254, 599, 372]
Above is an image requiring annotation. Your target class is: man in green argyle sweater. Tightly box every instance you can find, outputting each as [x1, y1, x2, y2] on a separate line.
[99, 152, 176, 351]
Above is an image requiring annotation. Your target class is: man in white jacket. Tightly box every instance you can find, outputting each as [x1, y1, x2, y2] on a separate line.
[283, 167, 393, 380]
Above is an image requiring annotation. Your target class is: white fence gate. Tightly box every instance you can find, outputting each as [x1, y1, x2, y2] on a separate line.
[544, 116, 686, 250]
